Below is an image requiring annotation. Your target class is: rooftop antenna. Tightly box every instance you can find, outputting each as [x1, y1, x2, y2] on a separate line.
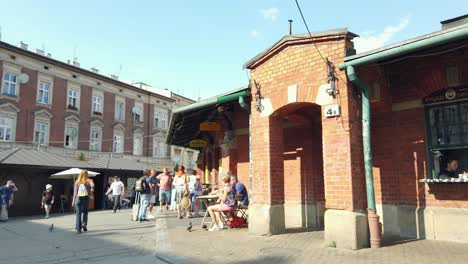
[0, 26, 2, 41]
[118, 65, 123, 77]
[73, 45, 77, 62]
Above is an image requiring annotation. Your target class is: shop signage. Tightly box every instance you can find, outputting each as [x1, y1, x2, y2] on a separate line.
[423, 86, 468, 105]
[189, 139, 208, 148]
[200, 121, 220, 131]
[324, 104, 340, 118]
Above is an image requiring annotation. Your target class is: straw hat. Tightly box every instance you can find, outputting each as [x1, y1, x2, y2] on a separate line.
[179, 195, 191, 209]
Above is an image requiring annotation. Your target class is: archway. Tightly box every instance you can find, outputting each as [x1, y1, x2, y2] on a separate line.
[269, 102, 324, 229]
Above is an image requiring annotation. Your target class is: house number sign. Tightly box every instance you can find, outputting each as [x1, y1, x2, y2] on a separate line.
[324, 104, 340, 118]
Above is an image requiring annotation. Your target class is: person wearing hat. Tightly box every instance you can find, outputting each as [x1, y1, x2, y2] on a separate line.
[0, 180, 19, 222]
[42, 184, 55, 219]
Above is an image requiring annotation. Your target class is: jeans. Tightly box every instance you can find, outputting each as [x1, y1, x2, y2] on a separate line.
[75, 196, 89, 230]
[189, 193, 198, 211]
[0, 204, 8, 221]
[113, 195, 121, 212]
[138, 193, 150, 221]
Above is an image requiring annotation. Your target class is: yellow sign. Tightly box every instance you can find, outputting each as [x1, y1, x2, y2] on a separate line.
[189, 139, 208, 148]
[200, 121, 220, 131]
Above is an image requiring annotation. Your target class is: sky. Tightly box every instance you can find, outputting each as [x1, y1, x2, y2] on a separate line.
[0, 0, 466, 100]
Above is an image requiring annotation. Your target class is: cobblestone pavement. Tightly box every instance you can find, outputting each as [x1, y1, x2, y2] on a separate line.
[0, 210, 467, 264]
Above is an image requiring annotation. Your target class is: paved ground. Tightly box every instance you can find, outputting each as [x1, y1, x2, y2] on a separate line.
[1, 209, 468, 264]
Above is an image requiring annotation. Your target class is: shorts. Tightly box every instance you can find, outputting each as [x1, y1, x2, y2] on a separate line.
[159, 190, 171, 203]
[220, 204, 234, 211]
[150, 194, 158, 205]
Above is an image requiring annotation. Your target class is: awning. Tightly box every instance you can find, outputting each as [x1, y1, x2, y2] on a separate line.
[88, 155, 155, 171]
[50, 168, 100, 180]
[166, 86, 250, 148]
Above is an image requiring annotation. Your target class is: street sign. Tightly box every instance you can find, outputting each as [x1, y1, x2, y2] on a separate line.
[200, 121, 220, 131]
[324, 104, 340, 118]
[189, 139, 208, 148]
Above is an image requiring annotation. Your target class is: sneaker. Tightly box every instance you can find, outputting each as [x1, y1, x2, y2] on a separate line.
[83, 226, 87, 232]
[147, 215, 155, 220]
[208, 226, 221, 232]
[76, 230, 82, 234]
[219, 224, 225, 229]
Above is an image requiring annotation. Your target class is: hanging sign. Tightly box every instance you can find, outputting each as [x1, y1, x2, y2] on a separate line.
[200, 121, 220, 131]
[324, 104, 340, 118]
[189, 139, 208, 148]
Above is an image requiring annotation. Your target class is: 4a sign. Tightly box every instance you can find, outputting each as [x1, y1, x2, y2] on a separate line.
[200, 121, 220, 131]
[324, 104, 340, 118]
[189, 139, 208, 148]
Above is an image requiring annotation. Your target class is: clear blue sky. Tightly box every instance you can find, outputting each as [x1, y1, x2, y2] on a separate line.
[0, 0, 466, 99]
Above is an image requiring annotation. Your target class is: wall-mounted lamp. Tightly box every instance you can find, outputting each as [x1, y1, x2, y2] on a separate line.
[253, 80, 264, 113]
[326, 58, 337, 97]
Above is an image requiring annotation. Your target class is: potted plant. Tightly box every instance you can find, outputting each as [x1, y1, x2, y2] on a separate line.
[67, 104, 78, 110]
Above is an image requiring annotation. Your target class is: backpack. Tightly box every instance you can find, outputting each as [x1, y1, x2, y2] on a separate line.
[227, 215, 245, 228]
[135, 176, 148, 192]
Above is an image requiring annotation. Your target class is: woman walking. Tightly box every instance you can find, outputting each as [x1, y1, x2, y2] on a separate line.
[72, 170, 94, 234]
[173, 166, 189, 219]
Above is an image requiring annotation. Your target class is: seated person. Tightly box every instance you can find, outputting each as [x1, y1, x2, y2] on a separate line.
[230, 175, 249, 206]
[207, 175, 235, 231]
[439, 158, 459, 179]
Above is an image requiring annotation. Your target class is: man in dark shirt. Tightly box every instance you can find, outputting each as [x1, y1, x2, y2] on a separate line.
[439, 158, 459, 179]
[230, 176, 249, 206]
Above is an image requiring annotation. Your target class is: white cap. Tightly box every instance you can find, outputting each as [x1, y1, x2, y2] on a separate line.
[46, 184, 52, 190]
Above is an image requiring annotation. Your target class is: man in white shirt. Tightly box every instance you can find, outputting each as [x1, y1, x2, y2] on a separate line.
[106, 176, 125, 213]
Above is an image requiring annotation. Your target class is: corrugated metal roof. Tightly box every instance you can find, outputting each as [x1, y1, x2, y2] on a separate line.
[88, 155, 154, 171]
[243, 28, 358, 69]
[0, 148, 103, 169]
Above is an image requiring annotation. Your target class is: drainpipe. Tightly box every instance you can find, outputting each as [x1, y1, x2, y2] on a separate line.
[346, 65, 381, 249]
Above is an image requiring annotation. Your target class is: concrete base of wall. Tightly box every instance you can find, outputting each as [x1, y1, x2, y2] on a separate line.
[284, 202, 324, 229]
[377, 204, 468, 243]
[324, 209, 369, 250]
[248, 204, 285, 236]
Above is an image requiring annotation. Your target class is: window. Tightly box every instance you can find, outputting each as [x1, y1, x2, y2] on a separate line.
[115, 98, 125, 121]
[37, 81, 51, 104]
[92, 94, 103, 114]
[0, 117, 14, 141]
[153, 137, 167, 157]
[90, 128, 102, 151]
[67, 88, 79, 110]
[33, 121, 49, 145]
[113, 133, 124, 153]
[154, 110, 168, 129]
[64, 125, 78, 149]
[133, 103, 143, 124]
[187, 151, 195, 168]
[133, 134, 143, 156]
[2, 72, 17, 97]
[425, 88, 468, 178]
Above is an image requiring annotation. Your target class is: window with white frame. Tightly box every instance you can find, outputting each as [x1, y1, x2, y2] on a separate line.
[115, 97, 125, 121]
[133, 103, 143, 124]
[133, 133, 143, 156]
[89, 127, 102, 151]
[113, 131, 124, 153]
[92, 93, 103, 114]
[2, 72, 17, 97]
[187, 151, 194, 168]
[64, 124, 79, 149]
[67, 87, 80, 110]
[0, 116, 14, 141]
[154, 110, 168, 129]
[37, 81, 51, 104]
[153, 137, 167, 157]
[33, 120, 49, 145]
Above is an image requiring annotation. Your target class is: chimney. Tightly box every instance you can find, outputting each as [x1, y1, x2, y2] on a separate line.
[440, 14, 468, 29]
[67, 59, 71, 64]
[91, 67, 99, 73]
[288, 19, 293, 35]
[110, 74, 118, 80]
[19, 41, 28, 50]
[36, 49, 45, 56]
[47, 53, 52, 58]
[73, 60, 80, 67]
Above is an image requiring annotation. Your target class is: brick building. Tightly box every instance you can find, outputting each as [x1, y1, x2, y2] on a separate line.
[0, 40, 198, 215]
[167, 15, 468, 249]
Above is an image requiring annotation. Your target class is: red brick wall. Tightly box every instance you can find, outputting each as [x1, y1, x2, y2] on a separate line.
[249, 34, 366, 210]
[359, 45, 468, 209]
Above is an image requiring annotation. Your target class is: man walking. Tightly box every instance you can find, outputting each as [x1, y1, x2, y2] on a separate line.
[106, 176, 125, 213]
[147, 170, 159, 219]
[137, 170, 151, 222]
[0, 180, 19, 222]
[157, 168, 172, 212]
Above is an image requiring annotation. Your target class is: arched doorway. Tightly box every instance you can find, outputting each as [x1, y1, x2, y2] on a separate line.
[269, 102, 325, 229]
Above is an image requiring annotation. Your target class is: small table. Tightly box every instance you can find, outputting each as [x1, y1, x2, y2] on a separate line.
[197, 195, 219, 228]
